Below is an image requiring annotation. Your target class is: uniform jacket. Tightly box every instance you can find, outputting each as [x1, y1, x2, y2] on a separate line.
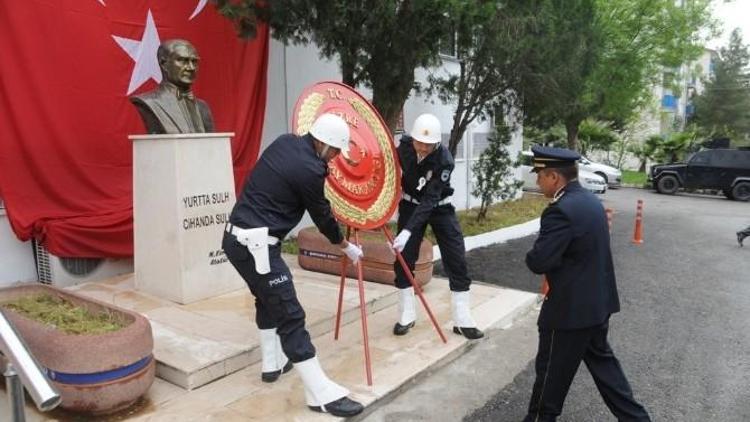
[397, 135, 455, 233]
[130, 83, 215, 134]
[229, 134, 343, 244]
[525, 181, 620, 330]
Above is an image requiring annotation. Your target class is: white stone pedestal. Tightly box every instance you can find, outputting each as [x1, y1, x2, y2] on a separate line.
[129, 133, 244, 304]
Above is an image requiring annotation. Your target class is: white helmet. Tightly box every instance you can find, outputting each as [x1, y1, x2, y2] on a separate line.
[309, 113, 350, 154]
[410, 113, 442, 144]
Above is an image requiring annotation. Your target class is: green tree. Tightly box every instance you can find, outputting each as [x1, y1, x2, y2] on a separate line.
[521, 0, 600, 150]
[214, 0, 456, 130]
[523, 124, 568, 149]
[523, 0, 713, 151]
[471, 121, 522, 221]
[427, 1, 538, 157]
[628, 135, 661, 172]
[577, 118, 618, 156]
[656, 130, 698, 163]
[691, 28, 750, 142]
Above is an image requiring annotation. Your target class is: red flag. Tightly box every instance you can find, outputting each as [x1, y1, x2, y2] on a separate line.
[0, 1, 268, 258]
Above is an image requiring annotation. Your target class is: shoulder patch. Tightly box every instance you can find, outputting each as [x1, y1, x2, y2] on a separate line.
[440, 169, 451, 182]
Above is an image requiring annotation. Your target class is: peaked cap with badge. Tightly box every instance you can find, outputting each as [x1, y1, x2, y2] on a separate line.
[530, 145, 581, 172]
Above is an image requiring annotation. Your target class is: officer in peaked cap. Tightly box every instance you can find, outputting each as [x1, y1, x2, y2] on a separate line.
[522, 145, 651, 421]
[530, 145, 581, 172]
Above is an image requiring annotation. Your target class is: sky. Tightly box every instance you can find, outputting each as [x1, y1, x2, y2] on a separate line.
[706, 0, 750, 50]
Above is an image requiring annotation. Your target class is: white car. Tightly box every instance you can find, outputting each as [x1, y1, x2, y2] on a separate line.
[519, 151, 607, 194]
[579, 157, 621, 188]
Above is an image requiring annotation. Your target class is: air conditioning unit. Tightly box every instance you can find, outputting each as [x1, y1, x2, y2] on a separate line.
[33, 242, 134, 288]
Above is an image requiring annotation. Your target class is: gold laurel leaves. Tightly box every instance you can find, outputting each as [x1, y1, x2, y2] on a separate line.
[296, 93, 325, 135]
[324, 97, 397, 227]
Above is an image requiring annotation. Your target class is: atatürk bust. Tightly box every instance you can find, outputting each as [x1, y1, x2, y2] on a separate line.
[130, 39, 215, 134]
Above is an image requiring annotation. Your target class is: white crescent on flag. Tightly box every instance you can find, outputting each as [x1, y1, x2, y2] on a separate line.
[189, 0, 208, 20]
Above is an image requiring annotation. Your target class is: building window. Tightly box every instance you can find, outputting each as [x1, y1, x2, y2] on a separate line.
[662, 94, 677, 109]
[472, 132, 489, 159]
[439, 26, 457, 57]
[441, 133, 464, 159]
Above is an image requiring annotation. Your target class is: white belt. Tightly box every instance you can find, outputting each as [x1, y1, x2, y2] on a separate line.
[225, 223, 279, 245]
[401, 193, 452, 207]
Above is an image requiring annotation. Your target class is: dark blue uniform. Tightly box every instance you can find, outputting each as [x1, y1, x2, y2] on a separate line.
[222, 133, 343, 363]
[524, 181, 650, 421]
[393, 135, 470, 292]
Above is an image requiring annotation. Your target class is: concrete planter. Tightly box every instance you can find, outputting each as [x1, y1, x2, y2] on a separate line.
[0, 284, 155, 415]
[297, 227, 433, 286]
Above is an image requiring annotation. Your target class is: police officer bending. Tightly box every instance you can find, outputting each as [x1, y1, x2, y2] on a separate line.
[523, 145, 650, 422]
[222, 114, 364, 417]
[390, 113, 483, 340]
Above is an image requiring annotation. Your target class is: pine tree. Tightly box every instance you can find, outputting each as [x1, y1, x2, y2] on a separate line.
[471, 121, 522, 221]
[691, 29, 750, 143]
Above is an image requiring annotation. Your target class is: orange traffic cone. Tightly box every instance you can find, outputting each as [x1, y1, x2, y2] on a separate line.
[541, 274, 549, 297]
[605, 207, 614, 233]
[632, 199, 644, 244]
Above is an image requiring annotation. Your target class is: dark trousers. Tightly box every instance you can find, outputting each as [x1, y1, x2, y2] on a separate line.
[739, 225, 750, 238]
[393, 202, 471, 291]
[524, 321, 650, 422]
[222, 232, 315, 362]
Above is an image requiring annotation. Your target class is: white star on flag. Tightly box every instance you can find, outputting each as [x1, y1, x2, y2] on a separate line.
[113, 10, 162, 95]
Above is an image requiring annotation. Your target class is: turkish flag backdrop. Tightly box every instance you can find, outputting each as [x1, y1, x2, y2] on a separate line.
[0, 1, 269, 258]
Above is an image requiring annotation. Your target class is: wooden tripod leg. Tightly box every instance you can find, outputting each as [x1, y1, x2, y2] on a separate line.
[382, 226, 447, 344]
[354, 229, 373, 385]
[334, 226, 351, 340]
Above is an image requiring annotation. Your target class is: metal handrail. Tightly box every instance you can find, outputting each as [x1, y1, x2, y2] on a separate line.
[0, 310, 61, 419]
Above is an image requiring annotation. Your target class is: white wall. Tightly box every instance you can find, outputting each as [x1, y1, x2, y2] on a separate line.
[259, 41, 523, 236]
[0, 210, 37, 286]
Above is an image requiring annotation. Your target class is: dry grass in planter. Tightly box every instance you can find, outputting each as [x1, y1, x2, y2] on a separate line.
[2, 294, 126, 335]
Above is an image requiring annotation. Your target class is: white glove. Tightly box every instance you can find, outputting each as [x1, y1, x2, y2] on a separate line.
[391, 230, 412, 253]
[341, 242, 364, 264]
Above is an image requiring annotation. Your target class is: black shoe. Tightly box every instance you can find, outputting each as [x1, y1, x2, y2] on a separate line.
[261, 359, 293, 383]
[393, 321, 415, 336]
[309, 396, 364, 417]
[453, 326, 484, 340]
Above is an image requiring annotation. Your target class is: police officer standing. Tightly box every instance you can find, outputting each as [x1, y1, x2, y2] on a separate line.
[222, 114, 364, 417]
[523, 145, 650, 422]
[390, 113, 483, 340]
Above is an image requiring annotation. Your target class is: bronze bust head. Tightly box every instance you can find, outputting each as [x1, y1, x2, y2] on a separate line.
[130, 39, 215, 134]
